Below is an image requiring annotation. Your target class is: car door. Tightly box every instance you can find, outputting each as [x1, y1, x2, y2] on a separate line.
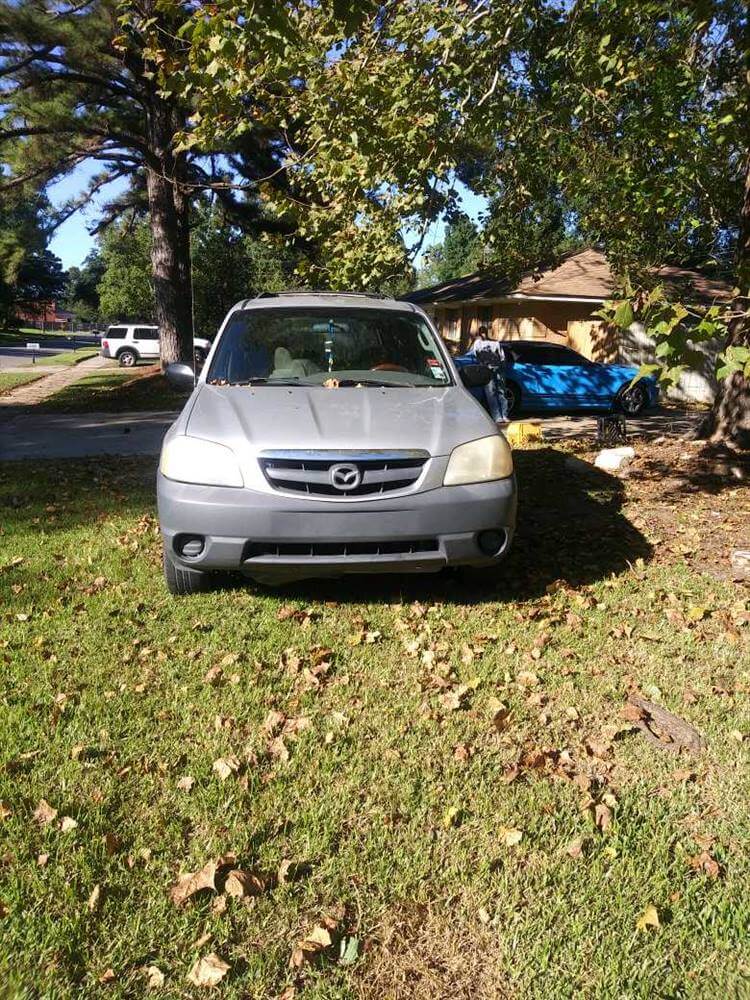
[504, 344, 544, 404]
[132, 326, 160, 359]
[529, 345, 609, 408]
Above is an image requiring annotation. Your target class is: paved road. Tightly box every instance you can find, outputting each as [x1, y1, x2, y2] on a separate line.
[0, 334, 100, 370]
[0, 405, 700, 462]
[0, 409, 178, 460]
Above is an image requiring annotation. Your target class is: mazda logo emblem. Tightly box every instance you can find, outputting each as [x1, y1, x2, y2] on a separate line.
[329, 462, 361, 491]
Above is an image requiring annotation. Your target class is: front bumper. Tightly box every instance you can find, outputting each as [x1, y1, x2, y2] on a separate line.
[157, 473, 517, 582]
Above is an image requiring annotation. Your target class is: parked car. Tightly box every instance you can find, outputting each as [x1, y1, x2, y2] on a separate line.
[455, 341, 659, 417]
[100, 324, 212, 368]
[157, 293, 517, 593]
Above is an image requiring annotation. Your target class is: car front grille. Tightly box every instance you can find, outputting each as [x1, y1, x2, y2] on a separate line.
[243, 539, 439, 559]
[258, 450, 429, 497]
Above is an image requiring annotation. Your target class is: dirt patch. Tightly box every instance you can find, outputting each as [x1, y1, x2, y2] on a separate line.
[561, 435, 750, 584]
[356, 903, 512, 1000]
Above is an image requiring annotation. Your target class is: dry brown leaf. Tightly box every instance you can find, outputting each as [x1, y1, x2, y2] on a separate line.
[263, 709, 285, 734]
[33, 799, 58, 826]
[499, 827, 523, 847]
[169, 861, 217, 906]
[594, 803, 612, 832]
[145, 965, 165, 989]
[0, 801, 12, 821]
[517, 670, 539, 687]
[187, 953, 230, 987]
[688, 851, 721, 878]
[176, 776, 195, 792]
[98, 968, 116, 984]
[566, 837, 585, 859]
[212, 755, 240, 781]
[88, 884, 102, 912]
[203, 665, 223, 686]
[224, 869, 266, 899]
[636, 904, 660, 931]
[60, 816, 78, 832]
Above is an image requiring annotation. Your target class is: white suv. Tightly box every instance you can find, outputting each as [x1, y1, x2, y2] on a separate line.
[100, 324, 212, 368]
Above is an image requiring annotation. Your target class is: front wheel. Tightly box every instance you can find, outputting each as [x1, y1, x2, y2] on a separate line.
[118, 348, 137, 368]
[618, 383, 648, 416]
[503, 381, 521, 418]
[163, 547, 209, 595]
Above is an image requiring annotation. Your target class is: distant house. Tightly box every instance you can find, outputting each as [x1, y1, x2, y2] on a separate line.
[14, 301, 75, 331]
[404, 248, 733, 403]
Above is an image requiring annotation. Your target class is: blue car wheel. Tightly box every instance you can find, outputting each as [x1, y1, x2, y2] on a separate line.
[618, 382, 648, 415]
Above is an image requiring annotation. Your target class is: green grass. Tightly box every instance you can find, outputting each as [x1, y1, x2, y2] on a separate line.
[34, 347, 100, 368]
[38, 367, 186, 413]
[0, 371, 46, 396]
[0, 448, 748, 999]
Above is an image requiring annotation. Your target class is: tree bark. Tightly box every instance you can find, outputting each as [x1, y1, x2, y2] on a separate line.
[697, 118, 750, 450]
[144, 98, 194, 369]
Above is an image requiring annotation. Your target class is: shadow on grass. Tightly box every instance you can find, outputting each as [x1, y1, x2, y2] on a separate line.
[255, 448, 654, 604]
[0, 450, 653, 604]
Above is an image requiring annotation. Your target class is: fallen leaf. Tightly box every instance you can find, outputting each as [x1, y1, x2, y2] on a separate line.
[517, 670, 539, 687]
[203, 665, 223, 686]
[443, 805, 462, 828]
[145, 965, 165, 989]
[499, 827, 523, 847]
[98, 968, 116, 984]
[60, 816, 78, 832]
[0, 801, 12, 821]
[636, 904, 660, 931]
[37, 853, 49, 866]
[33, 799, 58, 826]
[477, 907, 491, 925]
[88, 884, 102, 912]
[566, 836, 585, 859]
[688, 851, 721, 878]
[176, 776, 195, 792]
[212, 756, 240, 781]
[187, 953, 230, 987]
[169, 861, 217, 906]
[338, 935, 359, 965]
[224, 869, 266, 899]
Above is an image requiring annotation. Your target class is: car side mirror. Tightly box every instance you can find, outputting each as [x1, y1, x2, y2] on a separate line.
[165, 362, 195, 392]
[459, 363, 492, 388]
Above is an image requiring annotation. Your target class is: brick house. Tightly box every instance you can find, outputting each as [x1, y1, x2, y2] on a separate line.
[404, 248, 733, 403]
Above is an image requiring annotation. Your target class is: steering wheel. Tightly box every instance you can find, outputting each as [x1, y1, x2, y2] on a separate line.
[371, 362, 409, 372]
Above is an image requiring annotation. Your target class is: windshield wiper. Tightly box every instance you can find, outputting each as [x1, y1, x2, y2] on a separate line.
[331, 377, 419, 388]
[208, 377, 309, 387]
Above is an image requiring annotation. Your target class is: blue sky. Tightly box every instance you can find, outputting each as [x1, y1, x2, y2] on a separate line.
[49, 164, 487, 270]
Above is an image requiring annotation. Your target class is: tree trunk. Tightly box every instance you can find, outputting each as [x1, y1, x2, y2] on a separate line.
[697, 149, 750, 449]
[144, 98, 194, 369]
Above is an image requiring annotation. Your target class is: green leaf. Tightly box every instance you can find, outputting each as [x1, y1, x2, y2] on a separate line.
[339, 935, 359, 966]
[613, 300, 634, 328]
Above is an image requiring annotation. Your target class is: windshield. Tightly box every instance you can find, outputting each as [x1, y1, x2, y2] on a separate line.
[207, 307, 453, 387]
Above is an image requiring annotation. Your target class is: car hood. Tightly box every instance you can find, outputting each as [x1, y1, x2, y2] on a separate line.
[184, 383, 495, 458]
[600, 363, 656, 382]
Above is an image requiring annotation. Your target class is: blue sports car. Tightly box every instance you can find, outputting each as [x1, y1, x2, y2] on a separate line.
[456, 341, 659, 417]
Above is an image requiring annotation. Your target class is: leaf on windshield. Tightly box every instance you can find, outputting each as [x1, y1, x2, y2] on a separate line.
[323, 378, 340, 388]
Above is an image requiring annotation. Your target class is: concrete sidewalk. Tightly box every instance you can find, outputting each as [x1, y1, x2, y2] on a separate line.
[0, 353, 111, 408]
[0, 409, 178, 461]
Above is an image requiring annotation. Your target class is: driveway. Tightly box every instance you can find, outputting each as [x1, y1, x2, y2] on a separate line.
[0, 406, 700, 462]
[0, 410, 178, 460]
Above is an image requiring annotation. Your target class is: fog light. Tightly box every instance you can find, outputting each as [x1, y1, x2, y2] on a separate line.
[477, 529, 505, 556]
[177, 535, 205, 558]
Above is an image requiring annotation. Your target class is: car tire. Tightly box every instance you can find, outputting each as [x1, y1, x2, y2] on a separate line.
[618, 383, 648, 416]
[118, 348, 138, 368]
[503, 381, 521, 417]
[163, 547, 209, 596]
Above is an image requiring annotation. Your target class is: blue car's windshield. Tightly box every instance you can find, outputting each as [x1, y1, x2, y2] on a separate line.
[207, 308, 452, 387]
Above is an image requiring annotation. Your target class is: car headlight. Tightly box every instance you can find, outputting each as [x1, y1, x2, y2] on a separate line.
[443, 434, 513, 486]
[160, 436, 244, 488]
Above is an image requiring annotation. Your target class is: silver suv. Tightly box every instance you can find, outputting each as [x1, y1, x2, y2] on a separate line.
[157, 293, 517, 593]
[100, 324, 211, 368]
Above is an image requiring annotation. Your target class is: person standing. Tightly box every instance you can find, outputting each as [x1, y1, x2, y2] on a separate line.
[470, 325, 508, 423]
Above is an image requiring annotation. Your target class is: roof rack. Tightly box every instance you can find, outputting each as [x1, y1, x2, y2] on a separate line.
[254, 290, 393, 300]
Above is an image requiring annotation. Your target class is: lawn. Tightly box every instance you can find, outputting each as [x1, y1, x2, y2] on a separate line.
[38, 366, 187, 413]
[0, 371, 46, 396]
[0, 444, 748, 999]
[34, 347, 100, 368]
